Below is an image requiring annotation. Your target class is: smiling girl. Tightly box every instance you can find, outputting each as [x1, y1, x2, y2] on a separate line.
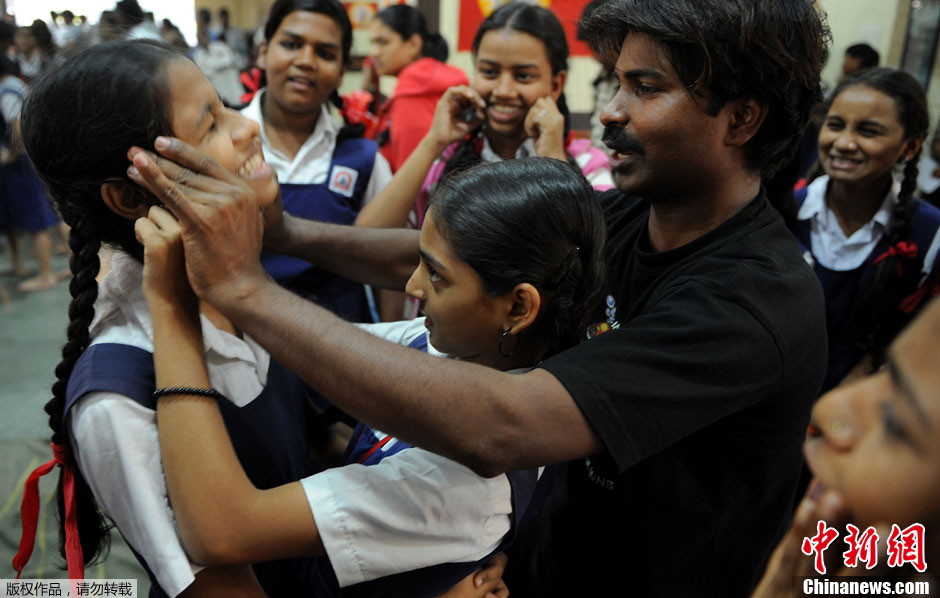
[243, 0, 393, 322]
[793, 68, 940, 392]
[12, 40, 315, 598]
[754, 296, 940, 595]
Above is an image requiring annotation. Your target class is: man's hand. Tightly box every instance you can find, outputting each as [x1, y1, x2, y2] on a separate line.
[127, 136, 272, 309]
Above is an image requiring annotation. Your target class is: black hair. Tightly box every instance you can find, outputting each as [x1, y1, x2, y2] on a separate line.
[430, 158, 606, 357]
[443, 2, 573, 179]
[375, 4, 448, 62]
[0, 20, 14, 50]
[20, 39, 182, 570]
[29, 20, 56, 59]
[580, 0, 830, 179]
[826, 67, 930, 362]
[845, 43, 880, 71]
[262, 0, 363, 142]
[115, 0, 145, 27]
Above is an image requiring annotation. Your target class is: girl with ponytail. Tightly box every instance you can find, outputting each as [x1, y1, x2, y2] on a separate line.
[792, 67, 940, 392]
[242, 0, 393, 322]
[368, 4, 468, 172]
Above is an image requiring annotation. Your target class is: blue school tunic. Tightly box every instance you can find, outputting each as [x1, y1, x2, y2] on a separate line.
[793, 188, 940, 391]
[64, 343, 321, 598]
[261, 137, 376, 323]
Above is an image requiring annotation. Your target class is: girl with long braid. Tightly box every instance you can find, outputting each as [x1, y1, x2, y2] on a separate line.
[12, 37, 602, 598]
[242, 0, 393, 322]
[793, 67, 940, 393]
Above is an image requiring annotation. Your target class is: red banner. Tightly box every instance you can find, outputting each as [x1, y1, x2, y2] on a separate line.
[458, 0, 593, 56]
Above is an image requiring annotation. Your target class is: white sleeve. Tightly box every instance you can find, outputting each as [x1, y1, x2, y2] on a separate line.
[301, 448, 512, 588]
[922, 227, 940, 281]
[361, 152, 394, 206]
[69, 392, 201, 597]
[355, 318, 427, 346]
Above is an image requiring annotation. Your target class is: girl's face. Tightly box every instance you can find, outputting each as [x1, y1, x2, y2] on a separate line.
[368, 20, 420, 77]
[818, 84, 920, 187]
[404, 208, 511, 367]
[804, 299, 940, 529]
[258, 10, 345, 118]
[473, 29, 564, 141]
[167, 58, 275, 203]
[15, 28, 36, 55]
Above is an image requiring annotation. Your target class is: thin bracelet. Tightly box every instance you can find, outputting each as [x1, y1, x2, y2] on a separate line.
[152, 387, 226, 401]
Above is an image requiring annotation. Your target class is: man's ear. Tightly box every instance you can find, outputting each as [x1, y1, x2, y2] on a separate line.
[725, 98, 767, 147]
[100, 181, 152, 220]
[503, 282, 541, 335]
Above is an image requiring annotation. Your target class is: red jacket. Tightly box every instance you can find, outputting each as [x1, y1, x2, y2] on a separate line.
[378, 57, 468, 172]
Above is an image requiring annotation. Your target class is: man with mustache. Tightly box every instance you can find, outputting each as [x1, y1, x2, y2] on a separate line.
[134, 0, 830, 595]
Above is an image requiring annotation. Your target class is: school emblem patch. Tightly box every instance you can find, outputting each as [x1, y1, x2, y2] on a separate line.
[328, 165, 358, 198]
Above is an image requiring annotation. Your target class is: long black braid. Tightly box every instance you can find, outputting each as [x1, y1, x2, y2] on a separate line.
[857, 151, 922, 364]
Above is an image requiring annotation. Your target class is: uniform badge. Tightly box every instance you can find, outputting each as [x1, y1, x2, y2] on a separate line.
[328, 165, 358, 198]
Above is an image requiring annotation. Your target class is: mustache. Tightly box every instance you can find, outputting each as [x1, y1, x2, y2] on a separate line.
[602, 126, 645, 155]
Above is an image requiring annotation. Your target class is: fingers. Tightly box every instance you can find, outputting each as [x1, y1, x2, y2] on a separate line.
[474, 552, 507, 588]
[152, 136, 234, 180]
[128, 150, 201, 221]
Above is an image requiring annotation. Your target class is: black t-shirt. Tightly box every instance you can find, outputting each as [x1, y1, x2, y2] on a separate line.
[515, 190, 827, 597]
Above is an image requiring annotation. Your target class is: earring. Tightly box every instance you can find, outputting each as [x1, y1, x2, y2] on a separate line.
[498, 329, 520, 358]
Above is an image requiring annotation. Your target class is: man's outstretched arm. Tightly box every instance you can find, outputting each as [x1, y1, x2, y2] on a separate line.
[127, 138, 604, 475]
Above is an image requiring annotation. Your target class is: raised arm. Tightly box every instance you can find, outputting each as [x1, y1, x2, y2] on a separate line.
[135, 206, 324, 565]
[354, 86, 486, 229]
[127, 142, 603, 477]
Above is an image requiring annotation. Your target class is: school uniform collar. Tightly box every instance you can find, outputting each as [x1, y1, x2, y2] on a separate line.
[797, 174, 896, 245]
[245, 89, 337, 166]
[92, 250, 270, 403]
[479, 135, 537, 163]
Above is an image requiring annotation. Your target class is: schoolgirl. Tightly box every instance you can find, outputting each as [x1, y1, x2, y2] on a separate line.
[12, 40, 321, 598]
[407, 2, 614, 229]
[135, 157, 605, 597]
[792, 67, 940, 392]
[243, 0, 393, 322]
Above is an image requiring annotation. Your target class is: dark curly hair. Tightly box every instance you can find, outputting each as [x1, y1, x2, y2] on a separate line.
[579, 0, 830, 178]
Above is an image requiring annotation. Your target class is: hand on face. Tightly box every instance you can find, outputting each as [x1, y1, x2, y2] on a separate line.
[127, 137, 275, 306]
[524, 96, 565, 161]
[427, 85, 486, 152]
[752, 479, 850, 597]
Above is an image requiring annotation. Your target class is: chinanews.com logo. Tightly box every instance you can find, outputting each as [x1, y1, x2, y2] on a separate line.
[798, 521, 932, 596]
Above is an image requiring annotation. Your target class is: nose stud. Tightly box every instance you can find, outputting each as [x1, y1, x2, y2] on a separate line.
[847, 141, 858, 151]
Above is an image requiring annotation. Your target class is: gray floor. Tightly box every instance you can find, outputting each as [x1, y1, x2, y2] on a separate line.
[0, 236, 149, 592]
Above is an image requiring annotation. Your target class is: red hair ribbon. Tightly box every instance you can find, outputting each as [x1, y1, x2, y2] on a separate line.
[340, 90, 381, 139]
[13, 442, 84, 580]
[899, 281, 940, 314]
[239, 68, 263, 106]
[872, 240, 918, 275]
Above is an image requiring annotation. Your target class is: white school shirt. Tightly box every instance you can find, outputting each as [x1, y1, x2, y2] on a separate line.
[798, 175, 940, 277]
[241, 91, 393, 196]
[69, 253, 520, 593]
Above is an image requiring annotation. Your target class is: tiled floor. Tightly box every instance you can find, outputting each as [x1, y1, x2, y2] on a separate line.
[0, 236, 149, 592]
